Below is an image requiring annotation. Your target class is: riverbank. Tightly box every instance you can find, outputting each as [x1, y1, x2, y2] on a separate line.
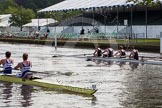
[0, 37, 160, 53]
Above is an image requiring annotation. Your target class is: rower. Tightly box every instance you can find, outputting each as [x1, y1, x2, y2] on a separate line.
[93, 46, 102, 57]
[0, 51, 14, 74]
[102, 47, 113, 57]
[114, 46, 126, 58]
[14, 53, 32, 81]
[129, 46, 139, 60]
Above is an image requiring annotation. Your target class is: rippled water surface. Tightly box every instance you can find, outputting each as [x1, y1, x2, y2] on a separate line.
[0, 42, 162, 108]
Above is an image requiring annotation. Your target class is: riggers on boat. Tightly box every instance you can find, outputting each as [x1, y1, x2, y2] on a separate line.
[0, 75, 97, 96]
[86, 56, 162, 65]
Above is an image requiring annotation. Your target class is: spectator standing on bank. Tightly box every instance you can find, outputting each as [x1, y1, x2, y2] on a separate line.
[80, 27, 84, 35]
[88, 29, 90, 34]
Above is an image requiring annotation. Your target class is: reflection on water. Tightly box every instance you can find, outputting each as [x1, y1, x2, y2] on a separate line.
[91, 95, 97, 106]
[0, 81, 33, 107]
[93, 59, 102, 65]
[90, 60, 162, 107]
[89, 60, 139, 71]
[20, 85, 33, 107]
[119, 65, 162, 108]
[129, 62, 139, 71]
[117, 61, 126, 68]
[2, 82, 12, 103]
[103, 61, 114, 66]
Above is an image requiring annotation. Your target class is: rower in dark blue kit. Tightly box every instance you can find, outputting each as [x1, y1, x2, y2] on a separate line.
[14, 53, 32, 81]
[0, 51, 14, 74]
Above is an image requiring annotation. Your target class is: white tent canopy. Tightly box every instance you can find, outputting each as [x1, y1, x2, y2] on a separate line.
[38, 0, 162, 12]
[0, 23, 7, 27]
[0, 14, 11, 27]
[23, 18, 57, 27]
[38, 0, 135, 12]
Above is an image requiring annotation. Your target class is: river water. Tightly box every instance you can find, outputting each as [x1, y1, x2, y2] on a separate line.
[0, 42, 162, 108]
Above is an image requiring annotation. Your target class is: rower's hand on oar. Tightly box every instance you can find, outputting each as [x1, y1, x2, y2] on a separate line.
[52, 55, 62, 57]
[84, 54, 89, 56]
[113, 55, 117, 58]
[13, 67, 19, 70]
[84, 54, 92, 56]
[52, 55, 58, 57]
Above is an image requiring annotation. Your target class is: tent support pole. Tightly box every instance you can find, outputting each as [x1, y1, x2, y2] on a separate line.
[116, 6, 119, 39]
[93, 8, 94, 28]
[130, 6, 133, 39]
[37, 14, 39, 31]
[145, 6, 148, 39]
[104, 8, 107, 35]
[54, 21, 57, 50]
[55, 33, 57, 50]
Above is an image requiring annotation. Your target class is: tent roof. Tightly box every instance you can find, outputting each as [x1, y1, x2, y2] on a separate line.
[23, 18, 57, 27]
[0, 23, 8, 27]
[0, 14, 11, 27]
[0, 14, 11, 19]
[38, 0, 134, 12]
[38, 0, 162, 12]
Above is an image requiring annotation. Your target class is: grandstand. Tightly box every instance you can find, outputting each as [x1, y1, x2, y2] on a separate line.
[57, 5, 162, 39]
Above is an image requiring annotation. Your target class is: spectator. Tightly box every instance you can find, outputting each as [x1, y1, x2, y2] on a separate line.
[45, 28, 50, 39]
[47, 28, 50, 33]
[35, 31, 39, 38]
[95, 28, 99, 33]
[88, 29, 90, 34]
[80, 27, 84, 35]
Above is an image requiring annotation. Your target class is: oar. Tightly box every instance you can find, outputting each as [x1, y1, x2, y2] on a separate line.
[139, 55, 162, 59]
[0, 66, 79, 76]
[52, 53, 92, 57]
[17, 69, 57, 75]
[113, 54, 162, 59]
[0, 66, 55, 75]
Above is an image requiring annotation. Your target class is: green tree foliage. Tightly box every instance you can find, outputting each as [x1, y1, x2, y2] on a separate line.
[8, 7, 35, 30]
[4, 0, 35, 30]
[127, 0, 161, 6]
[10, 7, 35, 30]
[14, 0, 64, 11]
[0, 0, 81, 27]
[0, 0, 17, 14]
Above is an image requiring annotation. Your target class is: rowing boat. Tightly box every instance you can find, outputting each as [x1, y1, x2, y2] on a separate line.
[0, 74, 97, 96]
[86, 56, 162, 65]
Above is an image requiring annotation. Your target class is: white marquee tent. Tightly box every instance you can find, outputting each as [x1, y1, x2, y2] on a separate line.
[0, 14, 11, 27]
[38, 0, 162, 12]
[38, 0, 135, 12]
[23, 18, 57, 27]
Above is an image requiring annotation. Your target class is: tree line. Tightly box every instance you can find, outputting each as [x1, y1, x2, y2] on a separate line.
[0, 0, 81, 31]
[14, 0, 64, 11]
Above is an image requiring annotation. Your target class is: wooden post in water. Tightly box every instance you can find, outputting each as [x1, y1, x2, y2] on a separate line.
[55, 34, 57, 50]
[160, 33, 162, 53]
